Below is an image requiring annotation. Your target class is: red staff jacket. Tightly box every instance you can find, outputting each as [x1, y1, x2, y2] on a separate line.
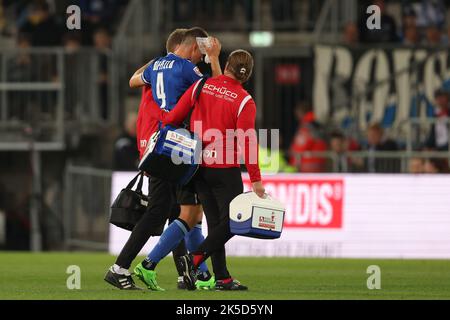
[136, 86, 161, 159]
[149, 75, 262, 183]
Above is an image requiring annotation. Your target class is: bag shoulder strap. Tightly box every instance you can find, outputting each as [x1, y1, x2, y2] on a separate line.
[135, 172, 144, 194]
[126, 172, 144, 193]
[183, 77, 208, 129]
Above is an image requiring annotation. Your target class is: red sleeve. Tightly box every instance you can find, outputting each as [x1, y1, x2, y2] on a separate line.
[136, 112, 142, 150]
[148, 99, 166, 122]
[236, 99, 261, 183]
[162, 81, 197, 126]
[136, 88, 146, 150]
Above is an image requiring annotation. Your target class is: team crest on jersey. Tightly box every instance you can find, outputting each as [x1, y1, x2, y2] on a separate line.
[193, 66, 203, 77]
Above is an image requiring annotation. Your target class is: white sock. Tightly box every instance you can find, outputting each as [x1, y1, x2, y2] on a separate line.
[112, 264, 130, 276]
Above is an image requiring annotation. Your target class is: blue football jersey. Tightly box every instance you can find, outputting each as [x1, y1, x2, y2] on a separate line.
[141, 53, 203, 111]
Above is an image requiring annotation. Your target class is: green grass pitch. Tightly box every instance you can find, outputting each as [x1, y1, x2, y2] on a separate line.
[0, 252, 449, 300]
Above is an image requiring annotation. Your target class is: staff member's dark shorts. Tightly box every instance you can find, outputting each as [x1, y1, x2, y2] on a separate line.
[145, 176, 178, 236]
[176, 179, 200, 206]
[146, 177, 200, 236]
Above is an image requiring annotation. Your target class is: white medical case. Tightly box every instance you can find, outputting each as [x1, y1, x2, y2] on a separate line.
[229, 192, 285, 239]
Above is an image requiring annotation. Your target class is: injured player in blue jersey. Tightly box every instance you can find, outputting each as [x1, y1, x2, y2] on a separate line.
[129, 27, 223, 291]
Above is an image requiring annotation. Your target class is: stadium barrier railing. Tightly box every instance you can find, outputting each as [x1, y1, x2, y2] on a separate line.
[63, 164, 112, 251]
[288, 150, 450, 174]
[0, 48, 119, 150]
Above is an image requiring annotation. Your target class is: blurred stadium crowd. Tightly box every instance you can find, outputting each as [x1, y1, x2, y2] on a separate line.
[344, 0, 450, 45]
[2, 0, 448, 44]
[0, 0, 128, 45]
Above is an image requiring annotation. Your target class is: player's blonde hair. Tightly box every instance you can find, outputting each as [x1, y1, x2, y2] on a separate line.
[166, 28, 187, 53]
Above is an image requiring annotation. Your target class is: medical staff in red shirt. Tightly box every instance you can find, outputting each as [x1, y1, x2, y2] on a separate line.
[160, 49, 265, 290]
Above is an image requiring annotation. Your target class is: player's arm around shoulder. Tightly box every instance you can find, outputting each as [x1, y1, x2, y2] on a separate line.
[163, 81, 198, 126]
[129, 60, 154, 88]
[148, 99, 167, 122]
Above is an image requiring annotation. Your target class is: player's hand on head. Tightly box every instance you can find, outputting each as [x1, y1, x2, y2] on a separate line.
[205, 37, 221, 58]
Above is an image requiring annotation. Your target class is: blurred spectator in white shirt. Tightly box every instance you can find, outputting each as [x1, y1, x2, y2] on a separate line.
[416, 0, 446, 29]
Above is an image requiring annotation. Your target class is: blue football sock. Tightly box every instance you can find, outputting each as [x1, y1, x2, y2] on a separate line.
[147, 219, 189, 264]
[185, 223, 208, 273]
